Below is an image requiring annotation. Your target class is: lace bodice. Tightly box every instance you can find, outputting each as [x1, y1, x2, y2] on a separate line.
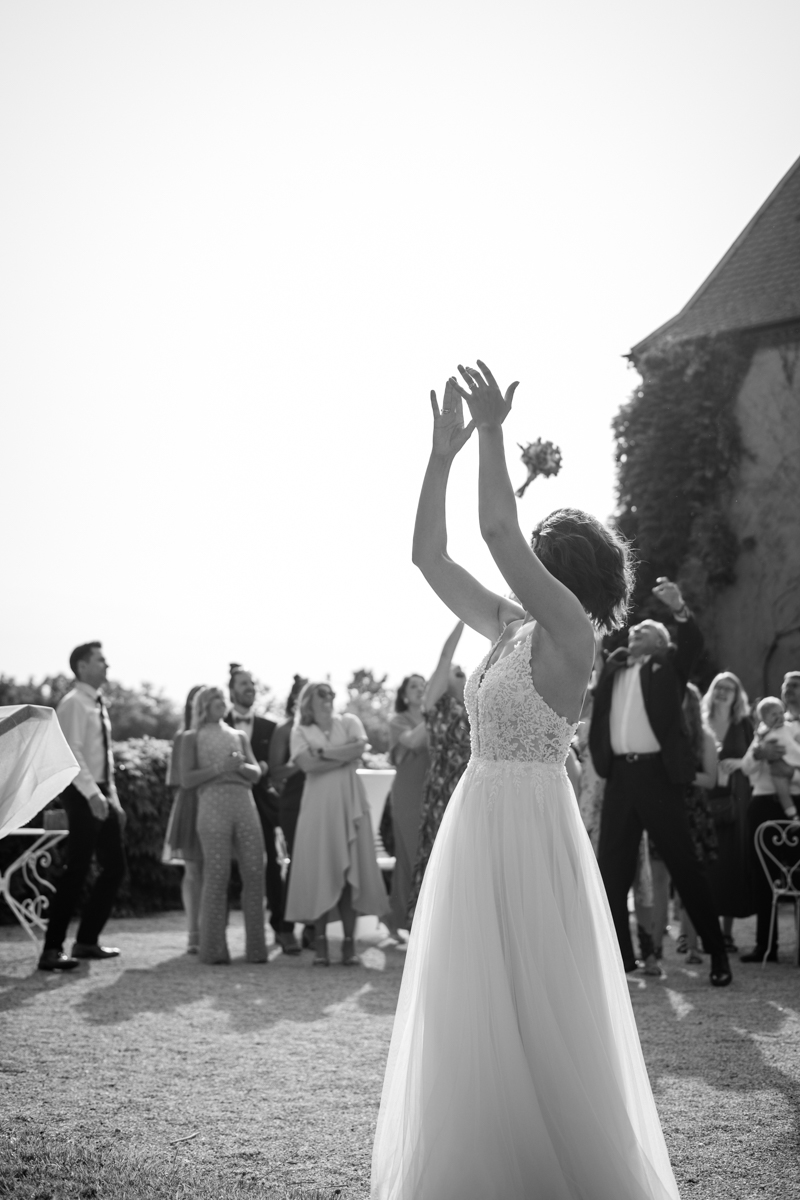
[464, 631, 577, 765]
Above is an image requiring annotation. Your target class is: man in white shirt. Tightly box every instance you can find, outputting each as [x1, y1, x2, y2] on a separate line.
[38, 642, 126, 971]
[590, 579, 732, 987]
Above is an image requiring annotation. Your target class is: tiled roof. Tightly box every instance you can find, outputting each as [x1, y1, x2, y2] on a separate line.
[631, 154, 800, 356]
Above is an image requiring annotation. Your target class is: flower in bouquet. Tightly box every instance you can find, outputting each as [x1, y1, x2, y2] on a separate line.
[515, 439, 563, 498]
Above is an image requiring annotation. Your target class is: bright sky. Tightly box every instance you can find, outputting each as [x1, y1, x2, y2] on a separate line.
[3, 0, 799, 709]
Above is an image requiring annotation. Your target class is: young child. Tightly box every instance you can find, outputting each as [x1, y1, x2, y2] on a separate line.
[754, 696, 800, 817]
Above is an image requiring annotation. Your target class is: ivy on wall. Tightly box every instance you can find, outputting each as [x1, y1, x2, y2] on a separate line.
[613, 333, 753, 618]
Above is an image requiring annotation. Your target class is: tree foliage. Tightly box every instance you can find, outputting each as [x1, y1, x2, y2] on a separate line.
[111, 738, 182, 913]
[613, 334, 752, 617]
[344, 668, 392, 757]
[0, 674, 180, 741]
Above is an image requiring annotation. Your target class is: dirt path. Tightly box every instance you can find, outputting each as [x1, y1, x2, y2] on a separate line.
[1, 910, 799, 1198]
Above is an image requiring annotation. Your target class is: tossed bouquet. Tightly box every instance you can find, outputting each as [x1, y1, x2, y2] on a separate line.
[516, 438, 563, 498]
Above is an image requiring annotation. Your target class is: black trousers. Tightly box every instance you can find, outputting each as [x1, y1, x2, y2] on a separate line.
[598, 756, 725, 969]
[44, 784, 126, 952]
[745, 794, 791, 953]
[252, 792, 287, 934]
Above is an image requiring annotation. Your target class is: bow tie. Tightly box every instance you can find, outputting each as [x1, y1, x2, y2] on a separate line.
[233, 713, 252, 724]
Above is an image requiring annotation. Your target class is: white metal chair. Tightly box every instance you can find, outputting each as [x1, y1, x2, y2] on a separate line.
[753, 820, 800, 967]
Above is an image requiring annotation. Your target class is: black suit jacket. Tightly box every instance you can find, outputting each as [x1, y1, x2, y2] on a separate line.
[225, 713, 280, 826]
[589, 614, 703, 786]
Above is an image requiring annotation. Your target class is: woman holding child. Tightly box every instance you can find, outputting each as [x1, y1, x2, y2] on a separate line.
[740, 691, 800, 962]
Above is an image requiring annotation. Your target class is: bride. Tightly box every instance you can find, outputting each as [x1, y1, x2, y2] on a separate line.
[371, 363, 680, 1200]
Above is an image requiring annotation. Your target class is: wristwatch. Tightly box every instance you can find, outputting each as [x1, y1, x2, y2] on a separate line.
[672, 602, 690, 623]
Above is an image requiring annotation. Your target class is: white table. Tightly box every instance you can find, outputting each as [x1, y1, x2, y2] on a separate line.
[0, 827, 68, 945]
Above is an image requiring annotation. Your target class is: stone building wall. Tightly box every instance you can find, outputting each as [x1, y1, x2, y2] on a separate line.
[706, 334, 800, 698]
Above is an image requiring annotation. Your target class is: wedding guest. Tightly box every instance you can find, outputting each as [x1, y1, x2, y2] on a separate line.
[181, 686, 267, 965]
[702, 671, 754, 952]
[386, 674, 430, 939]
[641, 685, 719, 967]
[39, 642, 126, 971]
[267, 675, 309, 950]
[677, 683, 719, 963]
[590, 580, 732, 985]
[752, 697, 800, 811]
[225, 665, 291, 951]
[407, 622, 471, 923]
[740, 675, 800, 962]
[284, 682, 390, 966]
[162, 685, 204, 954]
[575, 640, 605, 853]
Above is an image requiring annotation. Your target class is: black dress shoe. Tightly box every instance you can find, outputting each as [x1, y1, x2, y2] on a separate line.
[624, 959, 644, 974]
[276, 932, 302, 956]
[72, 943, 120, 960]
[709, 952, 733, 986]
[38, 949, 79, 971]
[740, 947, 778, 963]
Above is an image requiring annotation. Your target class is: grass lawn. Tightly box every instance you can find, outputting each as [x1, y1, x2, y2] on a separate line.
[1, 908, 799, 1198]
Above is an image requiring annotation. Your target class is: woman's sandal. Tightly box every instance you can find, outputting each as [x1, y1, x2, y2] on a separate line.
[341, 936, 360, 966]
[313, 935, 330, 967]
[709, 953, 733, 987]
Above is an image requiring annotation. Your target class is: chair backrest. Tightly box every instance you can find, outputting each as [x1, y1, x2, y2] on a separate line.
[754, 821, 800, 900]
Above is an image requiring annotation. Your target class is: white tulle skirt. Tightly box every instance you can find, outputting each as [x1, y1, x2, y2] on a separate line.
[371, 757, 681, 1200]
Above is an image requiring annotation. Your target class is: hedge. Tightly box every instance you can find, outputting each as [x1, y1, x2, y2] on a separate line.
[111, 737, 182, 914]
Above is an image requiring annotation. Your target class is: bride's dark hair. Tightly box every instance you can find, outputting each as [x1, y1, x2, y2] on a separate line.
[531, 508, 633, 633]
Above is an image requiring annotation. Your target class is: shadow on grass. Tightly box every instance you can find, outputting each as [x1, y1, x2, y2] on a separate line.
[0, 1130, 342, 1200]
[67, 942, 404, 1032]
[628, 944, 800, 1166]
[0, 962, 86, 1014]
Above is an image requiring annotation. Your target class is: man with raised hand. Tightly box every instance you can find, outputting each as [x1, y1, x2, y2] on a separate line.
[590, 579, 732, 987]
[39, 642, 126, 971]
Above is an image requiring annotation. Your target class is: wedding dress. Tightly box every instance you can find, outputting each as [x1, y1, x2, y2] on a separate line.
[371, 631, 681, 1200]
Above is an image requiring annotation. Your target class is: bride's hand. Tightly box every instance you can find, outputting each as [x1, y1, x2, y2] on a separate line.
[430, 378, 476, 459]
[452, 360, 518, 430]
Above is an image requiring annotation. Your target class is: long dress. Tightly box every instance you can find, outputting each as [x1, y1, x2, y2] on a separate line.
[575, 707, 605, 853]
[407, 693, 470, 921]
[285, 713, 390, 922]
[706, 718, 755, 918]
[162, 730, 202, 865]
[371, 631, 680, 1200]
[388, 713, 430, 932]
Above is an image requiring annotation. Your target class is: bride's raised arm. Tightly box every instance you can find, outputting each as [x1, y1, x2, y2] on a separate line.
[412, 379, 524, 641]
[452, 361, 592, 658]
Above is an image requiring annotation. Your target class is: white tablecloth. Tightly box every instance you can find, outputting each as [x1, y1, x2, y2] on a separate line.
[0, 705, 79, 838]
